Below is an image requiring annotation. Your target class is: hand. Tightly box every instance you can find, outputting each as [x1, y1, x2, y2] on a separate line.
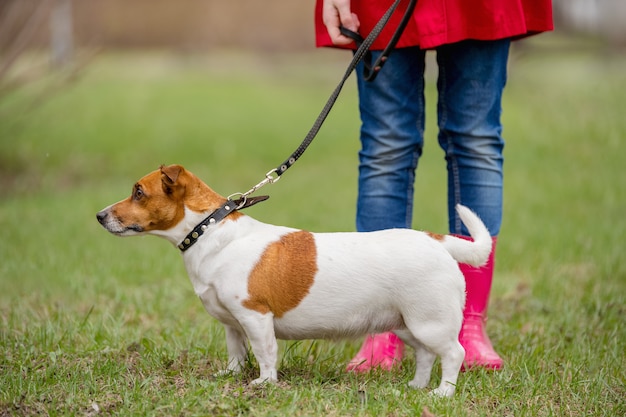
[322, 0, 361, 45]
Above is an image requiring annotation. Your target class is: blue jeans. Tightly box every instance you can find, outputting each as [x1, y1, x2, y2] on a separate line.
[355, 39, 510, 236]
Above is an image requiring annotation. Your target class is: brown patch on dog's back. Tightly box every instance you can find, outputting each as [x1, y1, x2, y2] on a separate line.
[242, 231, 317, 318]
[426, 231, 446, 241]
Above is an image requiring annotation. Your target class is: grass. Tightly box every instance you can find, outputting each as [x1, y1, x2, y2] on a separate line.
[1, 34, 625, 416]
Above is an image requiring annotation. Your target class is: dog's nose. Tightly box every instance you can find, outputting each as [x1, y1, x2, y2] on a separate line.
[96, 211, 107, 225]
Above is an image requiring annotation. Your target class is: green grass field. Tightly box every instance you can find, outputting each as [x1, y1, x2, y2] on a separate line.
[1, 35, 625, 416]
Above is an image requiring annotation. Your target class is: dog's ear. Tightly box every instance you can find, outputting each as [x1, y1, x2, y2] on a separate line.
[160, 164, 183, 194]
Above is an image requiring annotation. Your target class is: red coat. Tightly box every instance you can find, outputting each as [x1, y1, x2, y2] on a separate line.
[315, 0, 553, 50]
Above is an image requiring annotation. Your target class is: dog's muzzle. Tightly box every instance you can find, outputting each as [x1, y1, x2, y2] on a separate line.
[96, 210, 142, 235]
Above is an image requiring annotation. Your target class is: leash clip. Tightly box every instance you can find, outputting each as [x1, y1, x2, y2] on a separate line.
[242, 168, 280, 199]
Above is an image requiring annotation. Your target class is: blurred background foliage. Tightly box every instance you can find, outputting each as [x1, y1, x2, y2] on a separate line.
[1, 0, 625, 77]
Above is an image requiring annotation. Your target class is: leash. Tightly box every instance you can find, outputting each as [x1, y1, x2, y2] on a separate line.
[238, 0, 417, 200]
[178, 0, 416, 252]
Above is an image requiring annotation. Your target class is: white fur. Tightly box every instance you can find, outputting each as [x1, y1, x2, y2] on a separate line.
[100, 185, 491, 397]
[440, 205, 492, 266]
[179, 205, 490, 397]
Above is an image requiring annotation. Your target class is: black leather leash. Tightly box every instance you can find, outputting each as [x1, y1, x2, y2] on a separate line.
[178, 0, 416, 252]
[274, 0, 417, 177]
[229, 0, 417, 202]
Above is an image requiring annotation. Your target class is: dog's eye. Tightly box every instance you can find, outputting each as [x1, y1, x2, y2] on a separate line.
[133, 186, 144, 200]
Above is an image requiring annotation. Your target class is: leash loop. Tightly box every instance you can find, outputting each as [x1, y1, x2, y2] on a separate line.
[227, 192, 247, 209]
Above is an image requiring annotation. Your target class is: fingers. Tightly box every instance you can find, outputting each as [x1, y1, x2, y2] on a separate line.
[322, 0, 360, 45]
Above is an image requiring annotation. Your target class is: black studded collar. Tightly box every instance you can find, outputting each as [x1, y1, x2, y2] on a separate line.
[177, 195, 268, 252]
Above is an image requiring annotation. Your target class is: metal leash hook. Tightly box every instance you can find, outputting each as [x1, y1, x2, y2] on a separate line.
[245, 168, 281, 197]
[230, 168, 281, 209]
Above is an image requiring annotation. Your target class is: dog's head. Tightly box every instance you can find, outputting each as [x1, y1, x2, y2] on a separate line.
[96, 164, 227, 238]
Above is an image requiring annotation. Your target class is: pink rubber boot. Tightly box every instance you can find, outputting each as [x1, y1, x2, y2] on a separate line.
[346, 332, 404, 372]
[459, 236, 503, 370]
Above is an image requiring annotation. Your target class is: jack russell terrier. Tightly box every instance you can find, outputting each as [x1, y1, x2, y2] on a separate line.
[96, 164, 492, 397]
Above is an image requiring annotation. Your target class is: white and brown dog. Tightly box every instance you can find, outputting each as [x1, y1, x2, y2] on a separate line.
[97, 164, 492, 397]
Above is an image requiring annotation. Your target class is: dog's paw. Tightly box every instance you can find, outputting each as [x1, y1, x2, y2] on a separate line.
[213, 369, 236, 378]
[408, 379, 429, 390]
[250, 376, 277, 386]
[429, 385, 456, 398]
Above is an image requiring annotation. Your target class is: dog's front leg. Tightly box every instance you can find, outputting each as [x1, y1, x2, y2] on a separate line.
[224, 325, 248, 373]
[240, 313, 278, 385]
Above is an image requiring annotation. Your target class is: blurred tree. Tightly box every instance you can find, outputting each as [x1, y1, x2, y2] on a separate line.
[0, 0, 53, 84]
[50, 0, 74, 69]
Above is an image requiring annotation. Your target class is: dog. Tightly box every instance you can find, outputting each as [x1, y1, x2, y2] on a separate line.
[96, 164, 492, 397]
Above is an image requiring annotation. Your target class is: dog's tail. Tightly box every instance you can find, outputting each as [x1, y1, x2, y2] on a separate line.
[438, 204, 492, 267]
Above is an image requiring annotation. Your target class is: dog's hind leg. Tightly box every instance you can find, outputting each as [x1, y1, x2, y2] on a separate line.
[411, 344, 438, 389]
[431, 340, 464, 397]
[401, 319, 464, 397]
[396, 329, 437, 390]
